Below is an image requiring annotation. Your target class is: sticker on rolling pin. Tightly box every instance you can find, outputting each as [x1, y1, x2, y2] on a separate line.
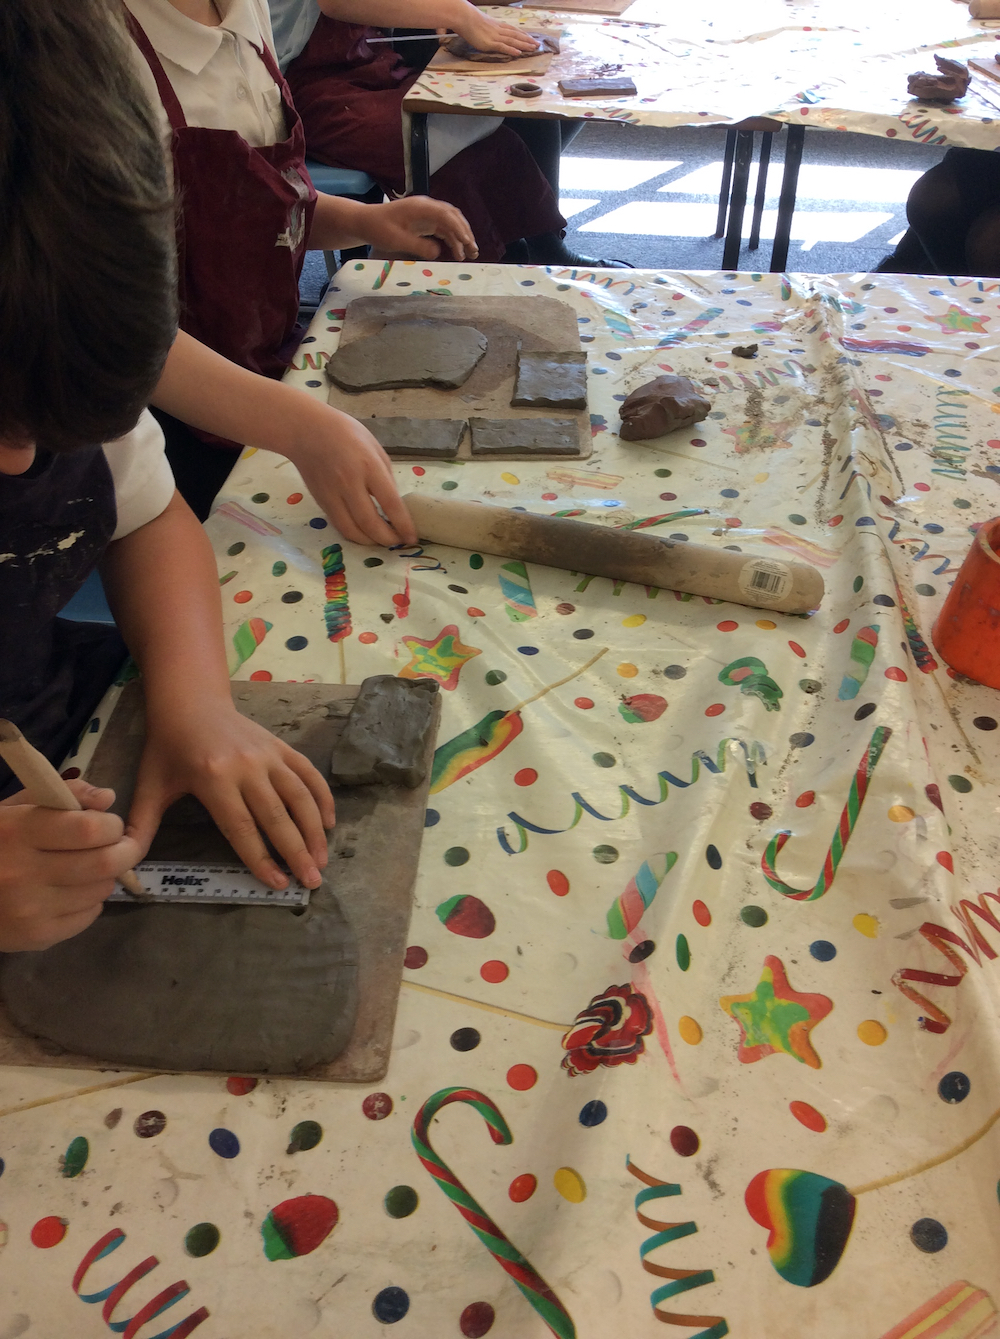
[738, 558, 792, 606]
[106, 862, 311, 907]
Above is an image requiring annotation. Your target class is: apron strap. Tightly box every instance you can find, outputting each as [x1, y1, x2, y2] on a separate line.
[124, 8, 188, 132]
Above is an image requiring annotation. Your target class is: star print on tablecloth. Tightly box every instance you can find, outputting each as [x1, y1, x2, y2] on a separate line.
[719, 955, 832, 1069]
[399, 623, 481, 691]
[928, 304, 989, 334]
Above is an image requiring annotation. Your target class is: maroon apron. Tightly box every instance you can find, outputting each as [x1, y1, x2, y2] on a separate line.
[286, 17, 564, 263]
[127, 13, 317, 449]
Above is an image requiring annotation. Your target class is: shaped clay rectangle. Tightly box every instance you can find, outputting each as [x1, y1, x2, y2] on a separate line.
[558, 76, 637, 97]
[329, 676, 440, 788]
[512, 349, 587, 410]
[469, 417, 580, 456]
[362, 417, 466, 458]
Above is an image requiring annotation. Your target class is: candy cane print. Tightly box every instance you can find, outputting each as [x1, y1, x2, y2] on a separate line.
[761, 726, 892, 902]
[411, 1087, 576, 1339]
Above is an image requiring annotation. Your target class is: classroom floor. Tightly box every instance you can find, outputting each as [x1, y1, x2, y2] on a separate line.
[299, 120, 943, 306]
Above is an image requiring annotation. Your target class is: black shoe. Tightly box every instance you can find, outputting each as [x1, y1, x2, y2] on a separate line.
[500, 238, 530, 263]
[524, 232, 634, 268]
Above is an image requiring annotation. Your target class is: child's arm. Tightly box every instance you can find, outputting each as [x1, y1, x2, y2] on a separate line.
[307, 193, 478, 260]
[317, 0, 539, 55]
[152, 332, 417, 547]
[0, 781, 141, 951]
[99, 490, 336, 890]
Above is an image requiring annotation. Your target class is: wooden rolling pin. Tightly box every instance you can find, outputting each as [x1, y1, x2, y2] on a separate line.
[403, 494, 824, 614]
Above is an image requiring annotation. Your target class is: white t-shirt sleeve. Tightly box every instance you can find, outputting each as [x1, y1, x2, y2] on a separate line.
[103, 409, 176, 541]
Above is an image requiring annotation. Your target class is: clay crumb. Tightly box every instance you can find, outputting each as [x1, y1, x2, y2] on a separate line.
[731, 344, 758, 359]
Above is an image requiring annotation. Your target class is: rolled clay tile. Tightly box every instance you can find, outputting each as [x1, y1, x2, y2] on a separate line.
[970, 0, 1000, 19]
[618, 374, 711, 441]
[907, 53, 970, 101]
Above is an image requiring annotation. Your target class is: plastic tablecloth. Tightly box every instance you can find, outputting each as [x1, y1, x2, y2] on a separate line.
[3, 259, 1000, 1337]
[404, 0, 1000, 150]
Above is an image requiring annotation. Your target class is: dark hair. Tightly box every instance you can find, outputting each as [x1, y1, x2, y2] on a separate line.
[0, 0, 177, 452]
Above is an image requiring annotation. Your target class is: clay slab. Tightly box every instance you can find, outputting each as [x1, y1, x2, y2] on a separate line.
[512, 349, 587, 410]
[326, 318, 487, 392]
[329, 676, 439, 787]
[559, 76, 637, 97]
[469, 416, 580, 456]
[363, 417, 466, 458]
[0, 681, 440, 1083]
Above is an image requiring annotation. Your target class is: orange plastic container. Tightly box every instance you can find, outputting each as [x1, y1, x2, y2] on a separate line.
[932, 517, 1000, 688]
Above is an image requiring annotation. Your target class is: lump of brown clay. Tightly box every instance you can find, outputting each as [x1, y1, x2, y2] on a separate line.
[559, 76, 637, 98]
[362, 417, 466, 458]
[731, 343, 758, 359]
[469, 417, 580, 456]
[326, 319, 487, 392]
[512, 349, 587, 410]
[907, 54, 970, 101]
[444, 31, 559, 61]
[0, 884, 358, 1073]
[619, 375, 711, 441]
[329, 676, 439, 788]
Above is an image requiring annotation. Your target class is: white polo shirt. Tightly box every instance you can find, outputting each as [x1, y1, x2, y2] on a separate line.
[124, 0, 288, 154]
[105, 410, 177, 541]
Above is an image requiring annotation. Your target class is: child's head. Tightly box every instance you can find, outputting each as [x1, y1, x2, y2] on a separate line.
[0, 0, 177, 455]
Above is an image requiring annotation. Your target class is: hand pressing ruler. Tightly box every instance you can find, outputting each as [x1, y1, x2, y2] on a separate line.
[107, 862, 312, 907]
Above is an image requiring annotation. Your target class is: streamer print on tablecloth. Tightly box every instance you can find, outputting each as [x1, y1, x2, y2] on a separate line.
[625, 1158, 728, 1336]
[411, 1088, 576, 1339]
[878, 1279, 998, 1339]
[72, 1227, 209, 1338]
[892, 575, 938, 673]
[498, 738, 766, 854]
[761, 727, 891, 902]
[893, 889, 1000, 1033]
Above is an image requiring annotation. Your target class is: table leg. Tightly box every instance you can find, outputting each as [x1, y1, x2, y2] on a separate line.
[721, 130, 753, 270]
[749, 132, 772, 252]
[410, 112, 430, 197]
[769, 122, 805, 272]
[715, 128, 737, 238]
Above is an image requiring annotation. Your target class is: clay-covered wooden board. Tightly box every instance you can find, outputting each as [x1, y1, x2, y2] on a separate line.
[326, 294, 591, 459]
[0, 680, 439, 1084]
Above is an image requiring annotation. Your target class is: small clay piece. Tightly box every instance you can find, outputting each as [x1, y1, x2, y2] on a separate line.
[618, 374, 711, 441]
[509, 81, 543, 98]
[731, 344, 758, 359]
[326, 319, 487, 392]
[444, 31, 559, 61]
[0, 885, 358, 1073]
[907, 54, 970, 101]
[329, 676, 439, 788]
[469, 417, 580, 456]
[558, 76, 637, 98]
[362, 417, 466, 458]
[512, 348, 587, 410]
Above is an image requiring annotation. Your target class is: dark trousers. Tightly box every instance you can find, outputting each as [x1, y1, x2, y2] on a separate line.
[151, 408, 242, 523]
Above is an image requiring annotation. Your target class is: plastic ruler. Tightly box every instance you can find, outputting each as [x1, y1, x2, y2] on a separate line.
[107, 862, 311, 907]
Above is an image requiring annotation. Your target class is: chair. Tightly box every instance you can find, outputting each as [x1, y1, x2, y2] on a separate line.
[304, 159, 384, 275]
[714, 121, 805, 272]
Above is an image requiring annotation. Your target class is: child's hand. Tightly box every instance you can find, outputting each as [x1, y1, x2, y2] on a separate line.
[126, 708, 337, 892]
[0, 781, 141, 950]
[449, 13, 539, 56]
[363, 197, 479, 263]
[285, 400, 418, 546]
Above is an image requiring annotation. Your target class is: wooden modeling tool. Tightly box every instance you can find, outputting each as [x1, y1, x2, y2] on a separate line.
[0, 719, 146, 898]
[403, 493, 824, 614]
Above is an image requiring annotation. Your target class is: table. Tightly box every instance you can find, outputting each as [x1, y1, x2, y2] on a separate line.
[403, 0, 1000, 268]
[4, 259, 1000, 1337]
